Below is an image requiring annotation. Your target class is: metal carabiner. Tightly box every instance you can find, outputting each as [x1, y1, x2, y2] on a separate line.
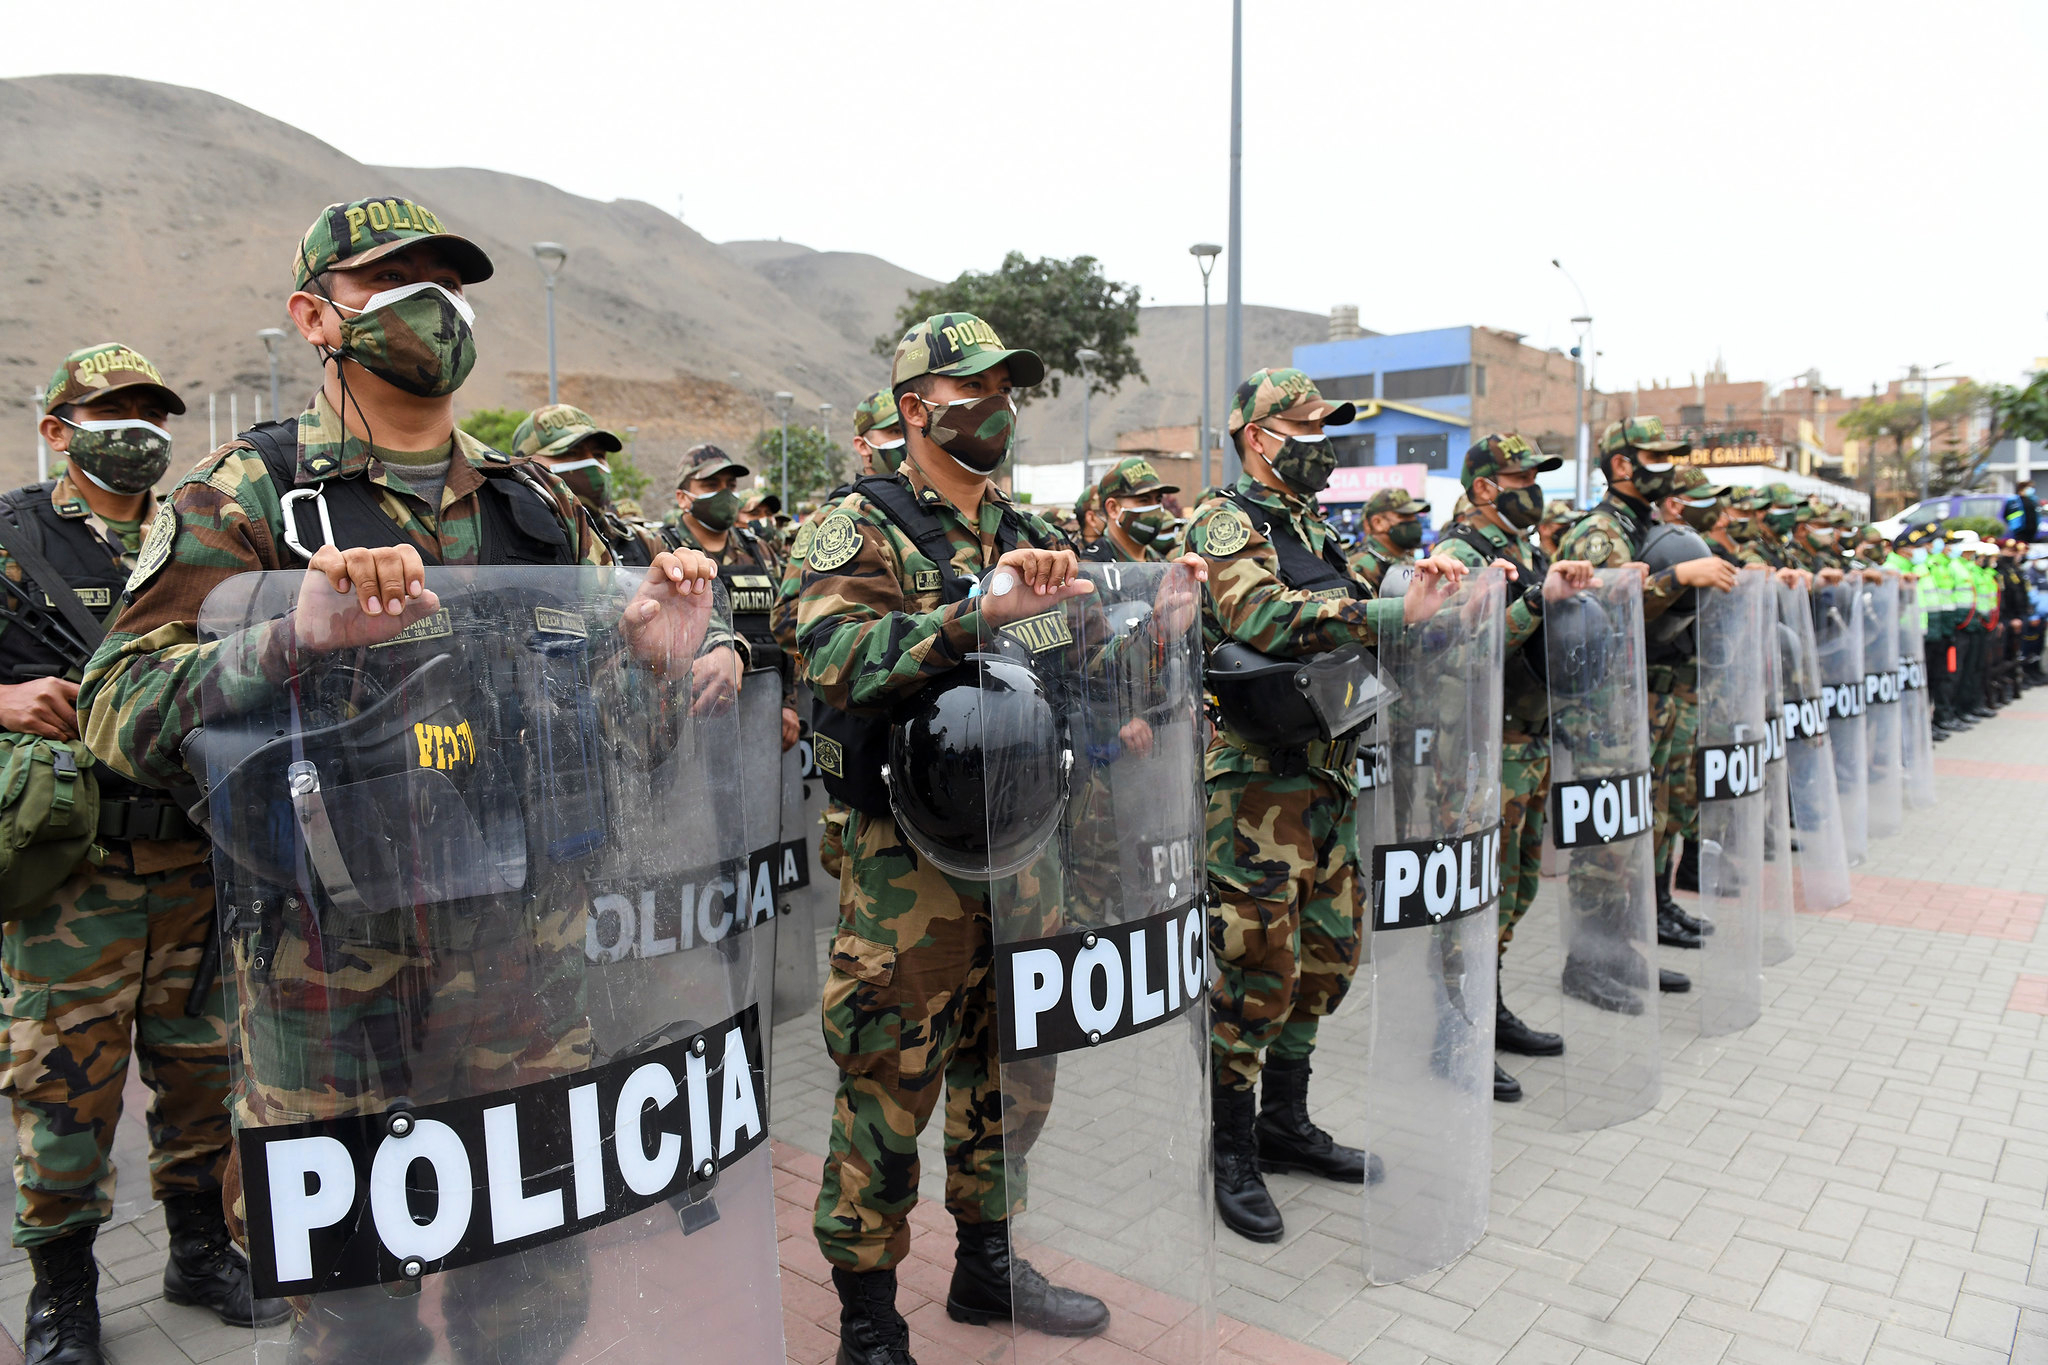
[279, 486, 336, 561]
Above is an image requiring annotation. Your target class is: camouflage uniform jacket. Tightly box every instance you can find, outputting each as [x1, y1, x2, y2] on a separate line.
[76, 391, 619, 792]
[772, 501, 838, 664]
[796, 465, 1061, 717]
[1733, 533, 1786, 569]
[1342, 533, 1407, 594]
[1553, 492, 1685, 622]
[0, 475, 155, 662]
[1185, 474, 1405, 780]
[1078, 535, 1157, 564]
[1435, 514, 1543, 651]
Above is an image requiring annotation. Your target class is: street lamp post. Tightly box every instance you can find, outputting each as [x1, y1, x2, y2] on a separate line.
[774, 391, 795, 509]
[1223, 0, 1244, 485]
[1076, 348, 1101, 493]
[531, 243, 568, 404]
[1190, 243, 1222, 490]
[1909, 362, 1951, 502]
[1553, 260, 1594, 505]
[819, 403, 833, 492]
[256, 328, 286, 421]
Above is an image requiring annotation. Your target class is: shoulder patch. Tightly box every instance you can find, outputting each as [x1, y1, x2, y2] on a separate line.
[1202, 506, 1254, 557]
[125, 503, 178, 596]
[789, 521, 815, 562]
[808, 513, 862, 573]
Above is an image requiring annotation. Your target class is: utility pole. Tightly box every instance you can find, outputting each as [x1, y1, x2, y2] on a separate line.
[258, 328, 286, 421]
[1223, 0, 1244, 484]
[1191, 243, 1222, 490]
[775, 391, 794, 509]
[1554, 260, 1594, 506]
[33, 387, 49, 482]
[532, 243, 568, 404]
[1077, 349, 1101, 493]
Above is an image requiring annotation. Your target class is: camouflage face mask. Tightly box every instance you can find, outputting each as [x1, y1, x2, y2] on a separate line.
[1259, 427, 1337, 495]
[1679, 498, 1723, 534]
[61, 417, 173, 494]
[690, 488, 740, 532]
[1630, 458, 1676, 501]
[549, 456, 612, 510]
[1388, 516, 1429, 547]
[331, 281, 478, 398]
[917, 393, 1015, 474]
[1487, 484, 1543, 532]
[1117, 504, 1174, 547]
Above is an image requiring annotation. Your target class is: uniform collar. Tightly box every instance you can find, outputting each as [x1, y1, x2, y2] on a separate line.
[1233, 471, 1311, 516]
[903, 459, 1010, 536]
[47, 472, 154, 530]
[290, 390, 493, 507]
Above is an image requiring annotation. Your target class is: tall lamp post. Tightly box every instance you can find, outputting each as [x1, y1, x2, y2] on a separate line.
[1076, 348, 1101, 494]
[256, 328, 286, 421]
[818, 403, 833, 494]
[774, 391, 795, 509]
[531, 242, 568, 404]
[1190, 243, 1222, 490]
[1223, 0, 1244, 484]
[1908, 362, 1950, 502]
[1553, 260, 1593, 505]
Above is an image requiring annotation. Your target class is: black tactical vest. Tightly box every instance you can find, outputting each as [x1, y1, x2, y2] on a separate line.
[1229, 491, 1363, 601]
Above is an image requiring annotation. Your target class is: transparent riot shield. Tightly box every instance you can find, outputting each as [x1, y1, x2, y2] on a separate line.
[1777, 579, 1852, 910]
[1364, 565, 1503, 1283]
[772, 685, 829, 1027]
[1546, 568, 1661, 1130]
[197, 568, 782, 1363]
[967, 561, 1213, 1363]
[739, 669, 786, 1047]
[1816, 582, 1868, 864]
[1899, 580, 1937, 809]
[1759, 582, 1798, 967]
[1692, 573, 1767, 1034]
[1862, 577, 1904, 838]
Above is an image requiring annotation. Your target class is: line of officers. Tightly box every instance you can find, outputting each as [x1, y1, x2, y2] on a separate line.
[1, 190, 2029, 1365]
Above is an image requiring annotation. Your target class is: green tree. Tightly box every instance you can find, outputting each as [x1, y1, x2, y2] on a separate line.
[459, 406, 525, 451]
[1988, 370, 2048, 443]
[877, 252, 1144, 405]
[750, 424, 850, 506]
[610, 437, 652, 504]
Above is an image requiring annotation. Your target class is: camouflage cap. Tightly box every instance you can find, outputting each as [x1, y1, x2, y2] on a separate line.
[511, 403, 622, 461]
[1729, 484, 1772, 510]
[1096, 457, 1179, 504]
[1362, 487, 1428, 517]
[1670, 465, 1728, 500]
[42, 342, 185, 416]
[1540, 498, 1579, 525]
[1765, 482, 1803, 509]
[1597, 414, 1688, 457]
[292, 196, 493, 291]
[890, 313, 1046, 388]
[678, 443, 749, 487]
[1074, 486, 1101, 516]
[1226, 368, 1356, 434]
[1460, 432, 1561, 490]
[853, 388, 902, 437]
[743, 491, 782, 515]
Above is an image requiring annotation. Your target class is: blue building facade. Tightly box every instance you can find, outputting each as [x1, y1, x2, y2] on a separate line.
[1291, 326, 1476, 477]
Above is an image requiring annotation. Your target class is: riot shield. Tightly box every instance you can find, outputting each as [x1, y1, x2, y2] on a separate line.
[773, 686, 829, 1027]
[1546, 568, 1661, 1130]
[970, 560, 1214, 1363]
[1816, 582, 1868, 864]
[1899, 580, 1937, 809]
[197, 568, 782, 1363]
[1777, 579, 1852, 910]
[1364, 565, 1503, 1283]
[739, 669, 787, 1044]
[1862, 577, 1904, 839]
[1759, 582, 1798, 967]
[1691, 573, 1767, 1034]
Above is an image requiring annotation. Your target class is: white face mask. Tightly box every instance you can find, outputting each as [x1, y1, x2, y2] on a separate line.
[1258, 426, 1328, 446]
[546, 456, 609, 474]
[868, 437, 906, 451]
[332, 280, 476, 326]
[64, 417, 173, 442]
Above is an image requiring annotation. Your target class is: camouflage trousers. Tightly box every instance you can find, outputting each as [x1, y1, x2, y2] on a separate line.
[1206, 766, 1362, 1093]
[0, 839, 228, 1248]
[1496, 735, 1550, 957]
[223, 896, 593, 1362]
[814, 810, 1056, 1273]
[1650, 682, 1701, 879]
[818, 797, 852, 885]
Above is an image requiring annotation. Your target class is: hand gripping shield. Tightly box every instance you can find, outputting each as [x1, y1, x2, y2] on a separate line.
[1691, 572, 1768, 1033]
[1815, 581, 1868, 864]
[1363, 565, 1504, 1284]
[1898, 580, 1937, 809]
[976, 561, 1215, 1363]
[1775, 578, 1852, 909]
[1759, 580, 1798, 966]
[1860, 577, 1904, 838]
[195, 568, 781, 1363]
[1546, 568, 1661, 1130]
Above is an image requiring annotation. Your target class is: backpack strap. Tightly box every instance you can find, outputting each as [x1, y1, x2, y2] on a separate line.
[0, 489, 108, 650]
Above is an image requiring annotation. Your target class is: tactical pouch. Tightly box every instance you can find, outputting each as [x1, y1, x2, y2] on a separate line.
[0, 733, 101, 919]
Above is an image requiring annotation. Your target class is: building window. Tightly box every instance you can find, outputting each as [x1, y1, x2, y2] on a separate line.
[1314, 374, 1376, 402]
[1679, 405, 1705, 426]
[1396, 434, 1450, 470]
[1382, 365, 1469, 402]
[1330, 434, 1375, 467]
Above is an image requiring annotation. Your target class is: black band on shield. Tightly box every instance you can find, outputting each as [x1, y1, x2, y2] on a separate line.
[1696, 741, 1767, 802]
[997, 900, 1205, 1062]
[1369, 822, 1502, 931]
[1548, 769, 1653, 850]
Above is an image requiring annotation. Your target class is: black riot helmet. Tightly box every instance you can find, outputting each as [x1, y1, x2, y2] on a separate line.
[1543, 590, 1616, 702]
[885, 653, 1071, 879]
[1641, 522, 1711, 650]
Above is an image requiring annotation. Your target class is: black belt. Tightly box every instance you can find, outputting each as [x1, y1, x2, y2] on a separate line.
[98, 796, 196, 844]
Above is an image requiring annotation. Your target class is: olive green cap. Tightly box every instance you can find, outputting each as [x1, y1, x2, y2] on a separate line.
[1670, 466, 1728, 500]
[890, 312, 1045, 388]
[43, 342, 185, 416]
[1227, 367, 1356, 434]
[1363, 487, 1428, 517]
[853, 388, 902, 437]
[1096, 457, 1179, 503]
[292, 196, 492, 291]
[511, 403, 621, 461]
[1598, 414, 1687, 457]
[1460, 431, 1561, 491]
[677, 443, 749, 487]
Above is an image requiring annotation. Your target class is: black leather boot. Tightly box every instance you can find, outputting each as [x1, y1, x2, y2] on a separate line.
[23, 1228, 103, 1365]
[833, 1267, 916, 1365]
[1673, 838, 1699, 893]
[1656, 891, 1702, 949]
[1561, 955, 1644, 1015]
[1257, 1055, 1379, 1184]
[1213, 1083, 1283, 1243]
[1660, 968, 1691, 993]
[1493, 1062, 1523, 1103]
[161, 1191, 291, 1328]
[946, 1221, 1108, 1338]
[1496, 965, 1563, 1057]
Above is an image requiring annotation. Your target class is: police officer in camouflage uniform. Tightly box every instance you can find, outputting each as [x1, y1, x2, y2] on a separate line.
[76, 196, 727, 1364]
[1073, 485, 1105, 548]
[1345, 486, 1428, 591]
[669, 446, 797, 747]
[1433, 434, 1597, 1102]
[1538, 497, 1580, 561]
[1080, 457, 1179, 563]
[801, 314, 1158, 1362]
[510, 402, 667, 565]
[1185, 368, 1469, 1243]
[1, 346, 287, 1364]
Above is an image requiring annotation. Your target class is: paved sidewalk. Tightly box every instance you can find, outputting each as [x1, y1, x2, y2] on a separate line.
[2, 702, 2041, 1364]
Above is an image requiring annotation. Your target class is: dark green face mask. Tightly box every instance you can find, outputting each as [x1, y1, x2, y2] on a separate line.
[1120, 506, 1174, 547]
[1388, 517, 1427, 548]
[1489, 487, 1543, 532]
[549, 457, 613, 511]
[691, 489, 740, 532]
[1261, 429, 1337, 494]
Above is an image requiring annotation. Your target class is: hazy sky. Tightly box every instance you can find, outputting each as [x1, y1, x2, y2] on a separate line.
[10, 0, 2045, 397]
